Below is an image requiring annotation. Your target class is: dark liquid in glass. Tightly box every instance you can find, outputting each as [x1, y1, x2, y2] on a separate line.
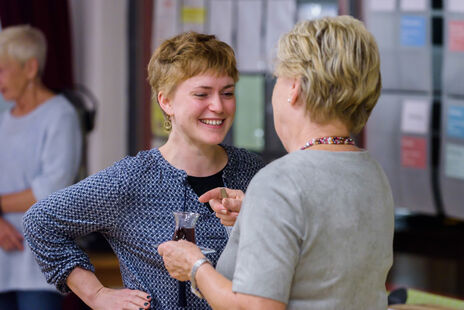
[172, 227, 196, 244]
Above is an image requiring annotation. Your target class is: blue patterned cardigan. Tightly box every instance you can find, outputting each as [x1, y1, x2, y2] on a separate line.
[23, 145, 264, 309]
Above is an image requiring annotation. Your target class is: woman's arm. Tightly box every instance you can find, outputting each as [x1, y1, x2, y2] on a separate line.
[67, 267, 151, 310]
[158, 240, 285, 310]
[0, 189, 36, 213]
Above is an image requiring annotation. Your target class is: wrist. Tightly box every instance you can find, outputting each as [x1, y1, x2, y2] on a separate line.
[190, 257, 212, 299]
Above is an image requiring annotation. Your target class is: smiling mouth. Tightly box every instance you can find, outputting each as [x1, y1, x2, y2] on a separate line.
[200, 119, 224, 126]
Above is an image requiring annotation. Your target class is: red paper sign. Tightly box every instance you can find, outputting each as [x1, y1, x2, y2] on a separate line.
[449, 21, 464, 52]
[401, 136, 427, 169]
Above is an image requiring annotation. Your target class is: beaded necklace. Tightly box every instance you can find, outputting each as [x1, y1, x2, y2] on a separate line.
[301, 136, 355, 150]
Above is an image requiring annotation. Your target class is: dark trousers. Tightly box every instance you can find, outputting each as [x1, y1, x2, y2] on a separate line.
[0, 290, 63, 310]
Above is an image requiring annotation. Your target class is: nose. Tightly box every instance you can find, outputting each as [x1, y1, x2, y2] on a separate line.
[208, 93, 224, 113]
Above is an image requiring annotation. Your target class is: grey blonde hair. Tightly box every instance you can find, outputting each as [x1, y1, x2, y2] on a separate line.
[0, 25, 47, 76]
[275, 16, 381, 134]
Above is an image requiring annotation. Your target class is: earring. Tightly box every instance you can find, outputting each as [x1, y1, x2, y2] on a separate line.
[163, 116, 172, 131]
[287, 98, 291, 103]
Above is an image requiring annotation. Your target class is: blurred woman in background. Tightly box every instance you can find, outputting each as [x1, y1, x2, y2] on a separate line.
[0, 25, 82, 310]
[159, 16, 394, 310]
[24, 32, 263, 310]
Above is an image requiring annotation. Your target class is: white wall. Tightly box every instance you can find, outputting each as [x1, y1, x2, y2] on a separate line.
[70, 0, 128, 175]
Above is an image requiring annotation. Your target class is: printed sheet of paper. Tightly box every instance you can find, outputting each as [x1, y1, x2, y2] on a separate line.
[401, 136, 427, 169]
[446, 104, 464, 139]
[445, 143, 464, 180]
[369, 0, 396, 12]
[208, 0, 234, 47]
[448, 21, 464, 52]
[400, 0, 427, 11]
[449, 0, 464, 13]
[181, 0, 206, 33]
[236, 0, 264, 72]
[401, 99, 430, 134]
[400, 15, 427, 47]
[265, 0, 296, 71]
[152, 0, 179, 50]
[234, 75, 265, 152]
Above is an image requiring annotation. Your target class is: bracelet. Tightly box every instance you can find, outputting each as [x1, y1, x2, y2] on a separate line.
[190, 257, 211, 299]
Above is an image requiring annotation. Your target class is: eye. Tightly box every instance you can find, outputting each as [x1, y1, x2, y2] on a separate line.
[222, 91, 235, 98]
[193, 93, 208, 98]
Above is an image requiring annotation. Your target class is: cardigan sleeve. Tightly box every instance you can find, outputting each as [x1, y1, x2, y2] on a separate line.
[23, 158, 130, 293]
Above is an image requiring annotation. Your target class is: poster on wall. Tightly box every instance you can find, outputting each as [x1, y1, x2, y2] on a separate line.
[445, 143, 464, 180]
[401, 136, 427, 169]
[208, 0, 234, 47]
[265, 0, 296, 71]
[181, 0, 206, 33]
[448, 20, 464, 52]
[234, 75, 265, 152]
[400, 0, 427, 11]
[152, 0, 179, 50]
[400, 15, 427, 47]
[369, 0, 396, 12]
[400, 99, 430, 134]
[236, 0, 265, 72]
[446, 105, 464, 139]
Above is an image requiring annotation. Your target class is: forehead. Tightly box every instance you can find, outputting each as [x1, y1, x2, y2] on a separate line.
[180, 74, 235, 89]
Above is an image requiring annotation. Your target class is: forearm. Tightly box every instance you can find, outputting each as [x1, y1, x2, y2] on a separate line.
[196, 264, 241, 310]
[67, 267, 105, 308]
[0, 189, 36, 213]
[196, 264, 286, 310]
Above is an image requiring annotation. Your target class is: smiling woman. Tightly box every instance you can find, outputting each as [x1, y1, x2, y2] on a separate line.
[23, 31, 264, 310]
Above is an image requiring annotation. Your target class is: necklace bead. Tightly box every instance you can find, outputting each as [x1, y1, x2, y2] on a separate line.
[301, 136, 355, 150]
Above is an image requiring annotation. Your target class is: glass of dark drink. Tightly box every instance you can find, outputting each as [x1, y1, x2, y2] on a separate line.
[172, 211, 200, 244]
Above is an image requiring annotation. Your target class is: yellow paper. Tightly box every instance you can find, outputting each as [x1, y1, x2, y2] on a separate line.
[182, 7, 205, 24]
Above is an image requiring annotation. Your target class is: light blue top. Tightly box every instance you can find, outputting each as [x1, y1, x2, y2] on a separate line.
[0, 94, 82, 292]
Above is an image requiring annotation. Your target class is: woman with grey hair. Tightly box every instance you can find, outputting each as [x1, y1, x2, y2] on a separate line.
[0, 25, 82, 309]
[159, 15, 394, 310]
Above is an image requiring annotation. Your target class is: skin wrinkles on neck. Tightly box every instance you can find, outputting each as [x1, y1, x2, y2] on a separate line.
[12, 79, 54, 117]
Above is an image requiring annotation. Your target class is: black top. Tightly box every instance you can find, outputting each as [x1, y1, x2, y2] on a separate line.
[187, 169, 225, 212]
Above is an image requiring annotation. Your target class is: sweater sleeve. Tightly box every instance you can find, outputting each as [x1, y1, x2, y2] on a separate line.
[23, 159, 130, 293]
[30, 105, 82, 200]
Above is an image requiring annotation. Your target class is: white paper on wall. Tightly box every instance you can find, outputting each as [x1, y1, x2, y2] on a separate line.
[449, 0, 464, 13]
[400, 0, 427, 11]
[265, 0, 296, 71]
[401, 99, 430, 134]
[236, 0, 264, 72]
[153, 0, 179, 50]
[445, 143, 464, 180]
[181, 0, 206, 33]
[208, 0, 234, 47]
[297, 2, 338, 21]
[369, 0, 396, 12]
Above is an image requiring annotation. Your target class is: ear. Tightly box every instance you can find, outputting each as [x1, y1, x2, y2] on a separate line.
[24, 58, 39, 79]
[288, 77, 302, 106]
[157, 91, 173, 116]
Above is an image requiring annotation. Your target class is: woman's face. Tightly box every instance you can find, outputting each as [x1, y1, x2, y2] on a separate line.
[167, 74, 236, 146]
[0, 58, 29, 102]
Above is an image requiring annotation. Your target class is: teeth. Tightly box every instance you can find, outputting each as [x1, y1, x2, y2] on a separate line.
[201, 120, 223, 125]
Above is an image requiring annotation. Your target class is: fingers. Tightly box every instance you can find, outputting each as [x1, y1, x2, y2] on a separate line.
[198, 187, 223, 203]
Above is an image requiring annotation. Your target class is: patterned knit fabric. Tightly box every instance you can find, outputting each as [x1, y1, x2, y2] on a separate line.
[23, 145, 264, 309]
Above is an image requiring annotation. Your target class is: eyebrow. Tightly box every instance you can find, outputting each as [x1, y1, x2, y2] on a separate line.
[193, 84, 235, 91]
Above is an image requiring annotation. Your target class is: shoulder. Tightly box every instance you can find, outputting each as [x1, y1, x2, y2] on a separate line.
[222, 144, 265, 170]
[39, 95, 80, 125]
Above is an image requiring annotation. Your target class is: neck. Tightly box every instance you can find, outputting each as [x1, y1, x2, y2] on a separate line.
[13, 79, 54, 116]
[285, 117, 352, 152]
[159, 134, 227, 177]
